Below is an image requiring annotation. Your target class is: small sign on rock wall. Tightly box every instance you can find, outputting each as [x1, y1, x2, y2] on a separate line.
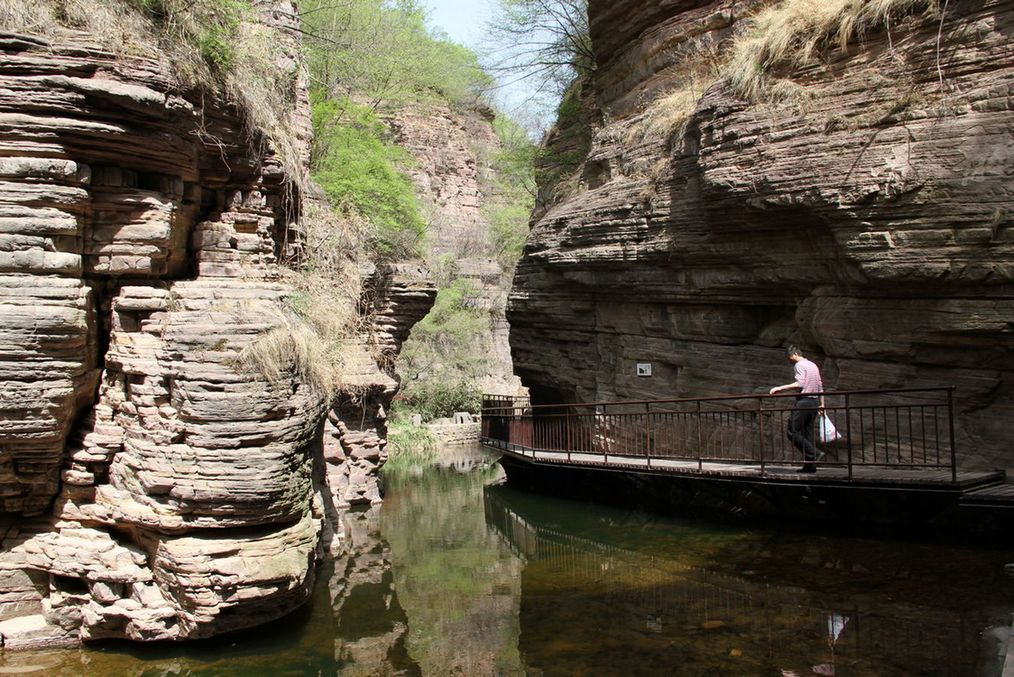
[636, 363, 652, 377]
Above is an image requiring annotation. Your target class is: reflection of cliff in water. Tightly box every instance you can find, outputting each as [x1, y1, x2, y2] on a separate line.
[330, 508, 421, 677]
[484, 485, 1014, 676]
[382, 459, 524, 675]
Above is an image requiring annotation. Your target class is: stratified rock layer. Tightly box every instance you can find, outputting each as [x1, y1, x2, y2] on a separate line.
[386, 104, 524, 396]
[0, 2, 434, 647]
[508, 0, 1013, 471]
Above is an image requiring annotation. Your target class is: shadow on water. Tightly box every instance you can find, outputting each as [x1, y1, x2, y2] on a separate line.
[482, 480, 1014, 677]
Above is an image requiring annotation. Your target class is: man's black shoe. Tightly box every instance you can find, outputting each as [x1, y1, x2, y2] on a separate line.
[796, 464, 817, 473]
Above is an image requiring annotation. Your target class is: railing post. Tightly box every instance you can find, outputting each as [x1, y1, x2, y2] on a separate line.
[845, 393, 853, 481]
[645, 402, 652, 469]
[566, 407, 572, 463]
[948, 387, 957, 484]
[696, 400, 703, 471]
[757, 396, 765, 475]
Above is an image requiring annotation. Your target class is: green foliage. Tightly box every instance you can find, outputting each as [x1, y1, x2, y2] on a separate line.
[310, 93, 426, 259]
[401, 380, 484, 422]
[397, 279, 490, 417]
[488, 202, 531, 264]
[384, 419, 439, 474]
[483, 114, 536, 265]
[301, 0, 494, 108]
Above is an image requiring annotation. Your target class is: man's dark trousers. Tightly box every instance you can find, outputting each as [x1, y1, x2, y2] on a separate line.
[788, 396, 820, 461]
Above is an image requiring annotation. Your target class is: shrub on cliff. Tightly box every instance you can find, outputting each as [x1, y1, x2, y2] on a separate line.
[301, 0, 493, 109]
[310, 94, 427, 260]
[484, 115, 537, 266]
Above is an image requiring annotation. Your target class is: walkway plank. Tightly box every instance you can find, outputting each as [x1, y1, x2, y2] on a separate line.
[487, 440, 1004, 494]
[960, 482, 1014, 507]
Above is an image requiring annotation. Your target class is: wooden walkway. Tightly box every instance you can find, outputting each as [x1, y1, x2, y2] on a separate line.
[484, 439, 1006, 496]
[961, 482, 1014, 508]
[481, 389, 1011, 514]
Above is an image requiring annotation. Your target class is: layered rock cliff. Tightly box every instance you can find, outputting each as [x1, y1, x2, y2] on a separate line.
[0, 2, 433, 648]
[386, 103, 523, 396]
[508, 0, 1013, 470]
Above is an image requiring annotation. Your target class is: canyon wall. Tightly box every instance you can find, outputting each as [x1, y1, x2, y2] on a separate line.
[386, 104, 523, 396]
[0, 2, 433, 648]
[508, 0, 1013, 471]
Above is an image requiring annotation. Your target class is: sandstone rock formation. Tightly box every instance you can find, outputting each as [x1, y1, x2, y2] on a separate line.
[385, 104, 524, 396]
[323, 262, 438, 508]
[508, 0, 1013, 471]
[0, 2, 434, 648]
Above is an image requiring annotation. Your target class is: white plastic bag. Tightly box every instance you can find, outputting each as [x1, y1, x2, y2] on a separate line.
[819, 413, 842, 444]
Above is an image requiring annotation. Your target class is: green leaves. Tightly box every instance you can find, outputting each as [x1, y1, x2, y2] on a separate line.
[399, 381, 485, 422]
[310, 93, 426, 259]
[301, 0, 493, 109]
[396, 279, 490, 419]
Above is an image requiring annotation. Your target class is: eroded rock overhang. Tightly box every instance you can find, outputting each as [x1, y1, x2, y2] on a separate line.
[0, 4, 435, 647]
[508, 0, 1014, 472]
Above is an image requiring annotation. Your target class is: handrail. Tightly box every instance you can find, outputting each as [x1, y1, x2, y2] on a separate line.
[481, 387, 958, 480]
[482, 387, 955, 413]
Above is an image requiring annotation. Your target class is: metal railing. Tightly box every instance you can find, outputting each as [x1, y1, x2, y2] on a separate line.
[481, 388, 958, 482]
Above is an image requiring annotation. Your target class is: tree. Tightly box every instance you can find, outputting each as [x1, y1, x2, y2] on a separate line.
[300, 0, 493, 108]
[484, 0, 593, 96]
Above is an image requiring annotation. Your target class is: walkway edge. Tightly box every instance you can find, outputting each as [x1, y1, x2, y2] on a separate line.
[1004, 615, 1014, 677]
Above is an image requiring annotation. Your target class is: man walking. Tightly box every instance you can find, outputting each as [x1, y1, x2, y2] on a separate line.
[769, 345, 824, 473]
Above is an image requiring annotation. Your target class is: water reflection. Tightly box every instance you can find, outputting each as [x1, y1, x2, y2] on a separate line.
[484, 483, 1014, 676]
[330, 508, 419, 676]
[380, 446, 524, 676]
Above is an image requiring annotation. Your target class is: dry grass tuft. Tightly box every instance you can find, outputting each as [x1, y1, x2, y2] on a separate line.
[285, 198, 368, 337]
[625, 42, 728, 147]
[237, 321, 337, 396]
[726, 0, 937, 101]
[236, 197, 371, 399]
[635, 88, 701, 145]
[0, 0, 149, 41]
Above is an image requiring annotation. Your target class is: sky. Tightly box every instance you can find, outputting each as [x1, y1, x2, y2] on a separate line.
[422, 0, 494, 48]
[421, 0, 555, 134]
